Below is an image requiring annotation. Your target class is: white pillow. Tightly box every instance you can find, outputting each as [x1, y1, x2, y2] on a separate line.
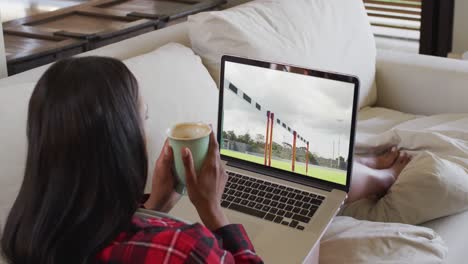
[321, 216, 447, 264]
[341, 151, 468, 225]
[188, 0, 377, 109]
[123, 43, 219, 191]
[0, 83, 35, 226]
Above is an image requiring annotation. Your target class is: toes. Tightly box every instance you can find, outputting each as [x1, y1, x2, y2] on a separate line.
[385, 146, 397, 156]
[399, 152, 412, 165]
[398, 152, 406, 164]
[405, 154, 413, 164]
[378, 146, 400, 169]
[387, 146, 400, 160]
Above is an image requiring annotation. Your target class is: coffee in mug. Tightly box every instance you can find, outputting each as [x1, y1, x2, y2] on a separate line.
[167, 122, 211, 194]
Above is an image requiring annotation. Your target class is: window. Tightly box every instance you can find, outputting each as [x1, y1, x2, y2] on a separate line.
[364, 0, 455, 57]
[365, 0, 421, 39]
[364, 0, 421, 53]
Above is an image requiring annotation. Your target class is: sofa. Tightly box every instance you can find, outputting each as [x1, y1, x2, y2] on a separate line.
[1, 1, 468, 263]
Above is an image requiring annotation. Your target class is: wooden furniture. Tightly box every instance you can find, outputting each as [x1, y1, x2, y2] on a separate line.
[95, 0, 226, 21]
[4, 6, 158, 75]
[5, 30, 87, 75]
[3, 0, 226, 75]
[0, 1, 86, 22]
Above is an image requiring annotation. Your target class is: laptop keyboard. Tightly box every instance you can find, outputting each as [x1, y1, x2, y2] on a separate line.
[221, 171, 325, 231]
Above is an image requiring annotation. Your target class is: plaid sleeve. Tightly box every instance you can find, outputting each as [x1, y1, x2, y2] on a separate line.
[187, 224, 263, 264]
[97, 216, 263, 264]
[214, 224, 262, 263]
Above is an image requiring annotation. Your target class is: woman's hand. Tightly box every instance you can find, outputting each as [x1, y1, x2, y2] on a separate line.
[144, 140, 181, 212]
[182, 131, 229, 230]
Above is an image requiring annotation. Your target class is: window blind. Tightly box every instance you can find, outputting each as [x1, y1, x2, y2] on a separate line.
[364, 0, 422, 40]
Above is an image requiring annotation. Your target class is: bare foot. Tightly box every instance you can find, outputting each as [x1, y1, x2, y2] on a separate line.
[355, 146, 399, 170]
[373, 152, 412, 196]
[384, 152, 412, 181]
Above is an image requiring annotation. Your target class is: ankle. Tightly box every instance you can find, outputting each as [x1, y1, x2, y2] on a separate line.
[371, 172, 395, 195]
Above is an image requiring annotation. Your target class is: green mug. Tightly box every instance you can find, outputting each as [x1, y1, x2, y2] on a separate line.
[167, 122, 211, 194]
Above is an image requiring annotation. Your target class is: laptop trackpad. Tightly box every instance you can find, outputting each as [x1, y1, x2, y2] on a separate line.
[225, 210, 265, 238]
[170, 197, 264, 238]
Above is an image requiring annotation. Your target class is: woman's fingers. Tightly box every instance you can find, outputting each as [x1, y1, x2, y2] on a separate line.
[156, 140, 173, 171]
[162, 142, 173, 164]
[182, 148, 197, 186]
[160, 139, 170, 156]
[208, 130, 219, 154]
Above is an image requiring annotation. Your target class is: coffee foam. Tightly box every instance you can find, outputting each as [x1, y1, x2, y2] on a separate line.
[169, 123, 211, 140]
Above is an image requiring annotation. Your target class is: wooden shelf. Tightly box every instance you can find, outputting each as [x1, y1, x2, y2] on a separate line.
[3, 0, 226, 75]
[96, 0, 225, 20]
[5, 29, 86, 74]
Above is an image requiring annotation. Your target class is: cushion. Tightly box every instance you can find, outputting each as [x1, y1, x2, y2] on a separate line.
[0, 83, 35, 226]
[122, 43, 219, 191]
[321, 216, 448, 264]
[188, 0, 377, 109]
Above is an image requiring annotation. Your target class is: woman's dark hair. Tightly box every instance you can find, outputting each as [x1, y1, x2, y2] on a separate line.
[1, 57, 148, 264]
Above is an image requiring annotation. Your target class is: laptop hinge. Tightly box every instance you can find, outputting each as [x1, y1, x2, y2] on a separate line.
[226, 161, 334, 192]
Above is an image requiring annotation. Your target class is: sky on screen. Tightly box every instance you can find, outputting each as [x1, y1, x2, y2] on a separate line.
[223, 61, 354, 159]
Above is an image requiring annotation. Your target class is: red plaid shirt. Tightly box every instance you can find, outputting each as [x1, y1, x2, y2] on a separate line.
[97, 214, 263, 263]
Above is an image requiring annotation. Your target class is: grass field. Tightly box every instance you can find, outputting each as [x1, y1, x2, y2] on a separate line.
[221, 149, 346, 185]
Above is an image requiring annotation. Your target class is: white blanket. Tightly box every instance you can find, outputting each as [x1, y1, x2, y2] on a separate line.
[342, 107, 468, 225]
[321, 107, 468, 264]
[355, 108, 468, 156]
[321, 216, 447, 264]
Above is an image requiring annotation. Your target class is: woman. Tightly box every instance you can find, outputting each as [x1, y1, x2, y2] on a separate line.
[1, 56, 410, 264]
[1, 57, 263, 264]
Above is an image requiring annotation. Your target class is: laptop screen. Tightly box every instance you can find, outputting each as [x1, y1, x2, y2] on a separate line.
[220, 57, 358, 187]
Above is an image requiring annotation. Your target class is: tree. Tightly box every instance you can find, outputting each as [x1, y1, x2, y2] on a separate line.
[226, 130, 236, 141]
[255, 134, 265, 143]
[308, 152, 319, 165]
[338, 156, 347, 170]
[238, 133, 253, 145]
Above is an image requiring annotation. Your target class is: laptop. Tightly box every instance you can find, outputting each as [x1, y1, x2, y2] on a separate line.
[170, 55, 359, 263]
